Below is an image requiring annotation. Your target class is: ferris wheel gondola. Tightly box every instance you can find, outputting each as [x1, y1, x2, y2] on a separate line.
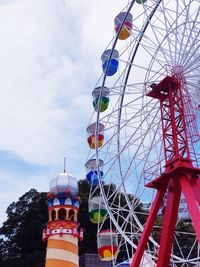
[86, 0, 200, 266]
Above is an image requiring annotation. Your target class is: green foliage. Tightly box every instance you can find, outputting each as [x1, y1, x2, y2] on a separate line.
[0, 181, 100, 265]
[0, 189, 48, 267]
[174, 220, 197, 262]
[0, 179, 146, 266]
[78, 180, 98, 255]
[151, 216, 197, 266]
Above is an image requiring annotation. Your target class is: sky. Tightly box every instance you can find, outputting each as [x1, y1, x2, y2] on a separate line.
[0, 0, 129, 225]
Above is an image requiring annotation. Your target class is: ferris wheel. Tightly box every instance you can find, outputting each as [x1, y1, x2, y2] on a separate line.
[86, 0, 200, 266]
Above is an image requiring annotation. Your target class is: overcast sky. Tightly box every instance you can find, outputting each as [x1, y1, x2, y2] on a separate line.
[0, 0, 129, 225]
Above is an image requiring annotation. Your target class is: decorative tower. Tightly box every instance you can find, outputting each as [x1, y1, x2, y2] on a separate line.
[43, 171, 83, 267]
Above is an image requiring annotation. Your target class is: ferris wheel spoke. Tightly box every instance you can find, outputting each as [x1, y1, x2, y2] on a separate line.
[104, 101, 161, 180]
[184, 59, 200, 77]
[160, 3, 179, 65]
[180, 27, 199, 65]
[180, 24, 200, 66]
[173, 235, 188, 262]
[166, 5, 196, 66]
[120, 55, 167, 74]
[185, 80, 200, 90]
[181, 42, 200, 70]
[99, 94, 150, 131]
[185, 239, 199, 262]
[87, 1, 200, 265]
[160, 7, 185, 51]
[133, 25, 170, 63]
[120, 117, 163, 197]
[174, 0, 183, 65]
[180, 33, 200, 68]
[101, 116, 161, 187]
[105, 100, 159, 154]
[139, 13, 171, 65]
[109, 83, 145, 95]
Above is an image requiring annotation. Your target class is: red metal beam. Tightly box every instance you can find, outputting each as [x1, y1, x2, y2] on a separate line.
[180, 175, 200, 241]
[131, 184, 167, 267]
[132, 74, 200, 266]
[156, 178, 181, 267]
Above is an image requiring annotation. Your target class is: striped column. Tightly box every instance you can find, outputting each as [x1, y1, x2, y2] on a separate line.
[45, 234, 79, 267]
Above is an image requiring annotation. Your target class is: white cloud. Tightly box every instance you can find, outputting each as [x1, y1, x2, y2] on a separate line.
[0, 0, 85, 164]
[0, 0, 128, 225]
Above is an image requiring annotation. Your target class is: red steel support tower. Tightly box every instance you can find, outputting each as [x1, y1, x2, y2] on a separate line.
[131, 69, 200, 267]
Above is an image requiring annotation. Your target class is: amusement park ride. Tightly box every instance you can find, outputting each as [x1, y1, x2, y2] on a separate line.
[132, 70, 200, 267]
[86, 0, 200, 266]
[43, 0, 200, 266]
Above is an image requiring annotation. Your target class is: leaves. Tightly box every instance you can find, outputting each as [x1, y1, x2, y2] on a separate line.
[0, 179, 150, 266]
[0, 189, 48, 267]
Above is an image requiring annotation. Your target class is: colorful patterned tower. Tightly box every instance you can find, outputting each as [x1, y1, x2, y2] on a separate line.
[43, 171, 83, 267]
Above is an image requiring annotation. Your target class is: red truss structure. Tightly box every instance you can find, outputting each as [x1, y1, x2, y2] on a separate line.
[131, 74, 200, 267]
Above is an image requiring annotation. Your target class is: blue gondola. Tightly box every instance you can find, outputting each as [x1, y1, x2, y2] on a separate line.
[101, 49, 119, 76]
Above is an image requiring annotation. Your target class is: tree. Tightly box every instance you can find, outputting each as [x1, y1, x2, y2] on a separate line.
[78, 180, 143, 262]
[0, 180, 145, 266]
[0, 182, 98, 266]
[0, 189, 48, 267]
[78, 179, 98, 255]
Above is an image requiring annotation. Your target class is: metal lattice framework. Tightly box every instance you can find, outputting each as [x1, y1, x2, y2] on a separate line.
[132, 74, 200, 267]
[87, 0, 200, 266]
